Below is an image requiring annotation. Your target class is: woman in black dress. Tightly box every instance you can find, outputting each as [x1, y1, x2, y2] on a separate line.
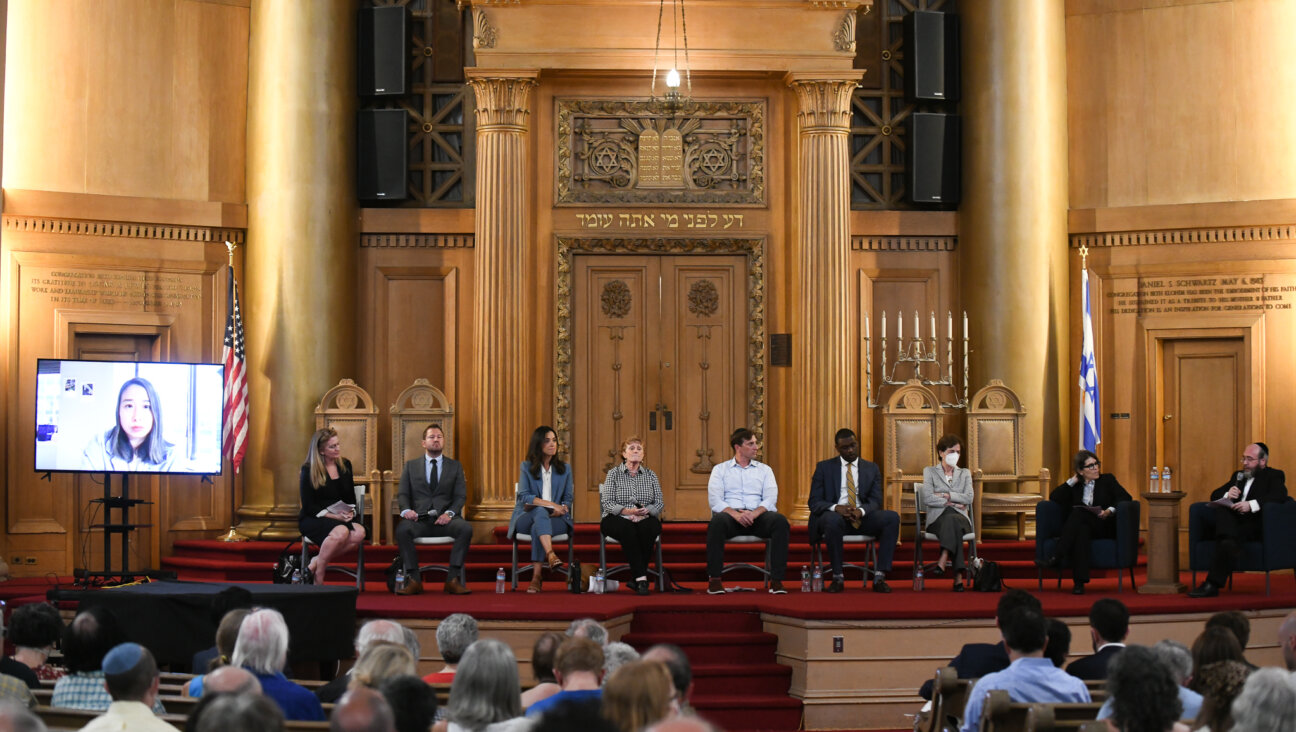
[298, 427, 365, 581]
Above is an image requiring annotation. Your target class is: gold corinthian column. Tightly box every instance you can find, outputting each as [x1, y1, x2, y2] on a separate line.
[241, 1, 357, 538]
[786, 72, 860, 522]
[466, 70, 539, 521]
[960, 2, 1069, 478]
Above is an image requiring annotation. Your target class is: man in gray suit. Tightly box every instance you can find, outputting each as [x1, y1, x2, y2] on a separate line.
[394, 423, 472, 595]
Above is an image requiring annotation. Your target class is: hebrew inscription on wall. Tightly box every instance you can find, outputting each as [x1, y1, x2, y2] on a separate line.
[1106, 276, 1293, 315]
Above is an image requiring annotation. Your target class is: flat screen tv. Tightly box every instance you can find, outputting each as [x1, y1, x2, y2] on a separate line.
[35, 359, 225, 475]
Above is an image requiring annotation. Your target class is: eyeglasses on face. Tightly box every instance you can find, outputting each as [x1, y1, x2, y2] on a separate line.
[1082, 461, 1100, 470]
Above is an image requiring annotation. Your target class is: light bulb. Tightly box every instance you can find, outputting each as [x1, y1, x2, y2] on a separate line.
[666, 68, 681, 88]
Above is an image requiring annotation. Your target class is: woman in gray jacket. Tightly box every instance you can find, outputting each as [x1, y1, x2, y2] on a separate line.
[920, 434, 974, 591]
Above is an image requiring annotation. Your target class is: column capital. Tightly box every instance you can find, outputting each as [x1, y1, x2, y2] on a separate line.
[785, 72, 861, 132]
[466, 69, 540, 129]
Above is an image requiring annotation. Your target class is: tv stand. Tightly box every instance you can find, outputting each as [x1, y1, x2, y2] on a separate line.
[77, 472, 153, 587]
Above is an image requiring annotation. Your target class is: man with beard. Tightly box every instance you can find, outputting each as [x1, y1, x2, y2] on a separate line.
[1189, 442, 1288, 598]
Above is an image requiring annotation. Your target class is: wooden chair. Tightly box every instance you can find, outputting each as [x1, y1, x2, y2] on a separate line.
[978, 689, 1103, 732]
[388, 379, 456, 544]
[920, 666, 970, 732]
[967, 381, 1051, 540]
[882, 380, 944, 520]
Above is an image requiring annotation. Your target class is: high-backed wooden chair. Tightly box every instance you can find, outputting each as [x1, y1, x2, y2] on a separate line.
[314, 378, 379, 487]
[967, 380, 1051, 540]
[388, 379, 456, 544]
[882, 380, 944, 519]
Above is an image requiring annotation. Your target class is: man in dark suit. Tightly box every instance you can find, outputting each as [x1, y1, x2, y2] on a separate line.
[1189, 442, 1288, 597]
[394, 423, 472, 595]
[918, 588, 1041, 700]
[807, 428, 900, 593]
[1038, 450, 1131, 594]
[1066, 598, 1128, 681]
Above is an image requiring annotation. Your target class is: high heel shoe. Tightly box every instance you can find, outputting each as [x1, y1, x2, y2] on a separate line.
[952, 571, 965, 592]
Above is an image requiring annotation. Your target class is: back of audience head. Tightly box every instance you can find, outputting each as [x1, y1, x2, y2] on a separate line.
[532, 631, 565, 684]
[642, 644, 693, 705]
[1105, 644, 1182, 732]
[602, 660, 676, 732]
[102, 643, 158, 703]
[448, 639, 522, 730]
[1150, 639, 1193, 687]
[1191, 660, 1251, 731]
[378, 675, 437, 732]
[1044, 619, 1072, 668]
[212, 607, 253, 671]
[995, 589, 1042, 628]
[603, 642, 640, 679]
[1089, 598, 1130, 646]
[192, 692, 285, 732]
[1278, 610, 1296, 671]
[233, 607, 290, 675]
[1207, 611, 1251, 652]
[209, 586, 255, 626]
[1193, 626, 1246, 676]
[1230, 667, 1296, 732]
[556, 637, 604, 684]
[567, 618, 609, 646]
[8, 602, 63, 655]
[356, 619, 405, 657]
[399, 624, 421, 663]
[530, 696, 620, 732]
[0, 700, 45, 732]
[62, 606, 124, 673]
[204, 665, 262, 696]
[1000, 606, 1048, 655]
[350, 642, 416, 690]
[436, 613, 479, 665]
[331, 686, 396, 732]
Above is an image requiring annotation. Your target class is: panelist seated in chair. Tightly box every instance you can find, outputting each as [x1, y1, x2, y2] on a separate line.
[920, 434, 974, 592]
[706, 427, 791, 595]
[298, 427, 365, 582]
[394, 423, 473, 596]
[1036, 450, 1130, 595]
[601, 435, 664, 596]
[509, 425, 574, 593]
[1189, 441, 1288, 598]
[807, 427, 899, 594]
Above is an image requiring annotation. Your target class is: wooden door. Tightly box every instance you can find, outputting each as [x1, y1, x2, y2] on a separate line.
[74, 334, 160, 574]
[572, 254, 748, 521]
[1161, 338, 1248, 529]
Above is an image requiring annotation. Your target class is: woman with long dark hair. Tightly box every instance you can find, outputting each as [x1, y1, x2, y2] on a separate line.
[298, 427, 366, 581]
[81, 377, 175, 471]
[506, 426, 573, 593]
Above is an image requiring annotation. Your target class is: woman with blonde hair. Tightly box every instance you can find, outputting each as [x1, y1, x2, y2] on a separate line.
[601, 660, 676, 732]
[185, 607, 252, 697]
[349, 642, 417, 690]
[298, 427, 366, 582]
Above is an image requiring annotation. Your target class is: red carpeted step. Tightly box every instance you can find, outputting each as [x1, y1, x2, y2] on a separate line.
[625, 609, 764, 634]
[625, 631, 779, 665]
[692, 695, 803, 731]
[690, 663, 793, 696]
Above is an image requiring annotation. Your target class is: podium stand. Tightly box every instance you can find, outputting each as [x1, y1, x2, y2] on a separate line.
[1139, 491, 1186, 594]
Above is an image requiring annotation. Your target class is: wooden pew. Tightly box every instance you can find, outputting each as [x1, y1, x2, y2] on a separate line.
[978, 689, 1104, 732]
[917, 666, 970, 732]
[37, 703, 333, 732]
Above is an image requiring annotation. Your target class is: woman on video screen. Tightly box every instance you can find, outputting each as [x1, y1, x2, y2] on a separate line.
[80, 377, 175, 472]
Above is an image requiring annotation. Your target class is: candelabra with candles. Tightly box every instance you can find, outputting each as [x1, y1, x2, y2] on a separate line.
[864, 310, 970, 409]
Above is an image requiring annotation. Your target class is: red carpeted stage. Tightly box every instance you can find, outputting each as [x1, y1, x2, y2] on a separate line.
[9, 523, 1294, 731]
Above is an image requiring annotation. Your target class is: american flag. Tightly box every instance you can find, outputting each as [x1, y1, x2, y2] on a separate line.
[222, 265, 249, 472]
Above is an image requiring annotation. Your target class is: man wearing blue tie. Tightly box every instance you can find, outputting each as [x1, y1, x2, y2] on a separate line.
[807, 428, 900, 593]
[394, 424, 473, 595]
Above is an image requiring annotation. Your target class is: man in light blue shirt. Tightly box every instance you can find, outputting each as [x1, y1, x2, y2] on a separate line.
[705, 428, 790, 595]
[961, 606, 1090, 732]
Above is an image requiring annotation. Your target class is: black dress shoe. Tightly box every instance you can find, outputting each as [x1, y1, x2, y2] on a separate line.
[1072, 584, 1085, 595]
[825, 578, 844, 594]
[1034, 555, 1060, 569]
[634, 580, 651, 596]
[952, 580, 964, 592]
[1188, 581, 1220, 598]
[872, 579, 892, 594]
[929, 565, 946, 577]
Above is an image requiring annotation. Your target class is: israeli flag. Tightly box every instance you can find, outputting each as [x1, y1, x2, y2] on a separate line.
[1079, 268, 1101, 451]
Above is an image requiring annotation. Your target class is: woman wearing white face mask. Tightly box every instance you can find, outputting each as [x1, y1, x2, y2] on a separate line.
[920, 434, 974, 591]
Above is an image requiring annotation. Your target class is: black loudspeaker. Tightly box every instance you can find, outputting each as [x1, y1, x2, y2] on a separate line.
[358, 6, 407, 96]
[903, 11, 960, 102]
[907, 113, 960, 206]
[358, 109, 408, 201]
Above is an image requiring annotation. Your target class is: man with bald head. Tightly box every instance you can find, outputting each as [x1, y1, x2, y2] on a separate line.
[204, 666, 262, 696]
[331, 687, 396, 732]
[1189, 442, 1288, 597]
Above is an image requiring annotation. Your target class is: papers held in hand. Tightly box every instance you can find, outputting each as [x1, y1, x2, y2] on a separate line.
[326, 500, 356, 515]
[1074, 505, 1104, 515]
[1209, 496, 1236, 508]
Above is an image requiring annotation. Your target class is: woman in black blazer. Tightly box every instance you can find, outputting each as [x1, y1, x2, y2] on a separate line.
[1039, 449, 1130, 594]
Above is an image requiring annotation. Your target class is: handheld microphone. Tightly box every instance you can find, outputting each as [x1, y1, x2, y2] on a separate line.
[1236, 471, 1245, 482]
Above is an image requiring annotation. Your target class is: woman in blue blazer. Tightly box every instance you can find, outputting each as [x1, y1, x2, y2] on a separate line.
[507, 425, 574, 592]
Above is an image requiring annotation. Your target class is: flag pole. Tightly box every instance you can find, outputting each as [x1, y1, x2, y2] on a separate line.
[219, 240, 247, 542]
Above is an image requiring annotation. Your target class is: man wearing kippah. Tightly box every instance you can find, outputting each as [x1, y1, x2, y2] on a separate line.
[79, 642, 178, 731]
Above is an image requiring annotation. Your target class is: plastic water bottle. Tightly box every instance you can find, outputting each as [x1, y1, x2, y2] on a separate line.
[1162, 466, 1172, 493]
[495, 568, 506, 593]
[1150, 467, 1160, 494]
[801, 565, 811, 593]
[291, 567, 302, 585]
[594, 568, 605, 594]
[913, 565, 924, 592]
[394, 568, 406, 592]
[812, 566, 823, 592]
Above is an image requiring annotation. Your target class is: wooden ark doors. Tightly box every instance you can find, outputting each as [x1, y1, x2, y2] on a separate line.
[572, 255, 748, 521]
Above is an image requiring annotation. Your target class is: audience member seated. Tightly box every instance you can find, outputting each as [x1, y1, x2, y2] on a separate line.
[959, 606, 1090, 732]
[1190, 659, 1251, 732]
[441, 639, 529, 732]
[5, 602, 64, 687]
[231, 608, 325, 721]
[1206, 611, 1258, 670]
[52, 607, 164, 714]
[1229, 667, 1296, 732]
[1067, 598, 1129, 680]
[641, 644, 694, 717]
[1190, 627, 1248, 689]
[79, 643, 177, 732]
[186, 608, 252, 697]
[601, 660, 677, 732]
[918, 588, 1042, 700]
[379, 675, 438, 732]
[0, 673, 33, 711]
[204, 665, 262, 696]
[566, 619, 608, 647]
[425, 614, 478, 684]
[349, 643, 416, 691]
[1099, 640, 1201, 723]
[332, 686, 397, 732]
[0, 700, 44, 731]
[529, 697, 618, 732]
[705, 428, 791, 595]
[526, 638, 603, 718]
[1044, 618, 1072, 668]
[317, 619, 406, 703]
[520, 632, 563, 711]
[1099, 645, 1189, 732]
[602, 643, 639, 680]
[190, 692, 285, 732]
[1276, 610, 1296, 671]
[190, 586, 254, 674]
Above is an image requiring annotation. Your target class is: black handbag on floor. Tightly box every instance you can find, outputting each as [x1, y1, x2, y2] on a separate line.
[272, 542, 302, 584]
[972, 560, 1003, 592]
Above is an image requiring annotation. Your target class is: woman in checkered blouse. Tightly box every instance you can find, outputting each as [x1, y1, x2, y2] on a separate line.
[600, 436, 665, 595]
